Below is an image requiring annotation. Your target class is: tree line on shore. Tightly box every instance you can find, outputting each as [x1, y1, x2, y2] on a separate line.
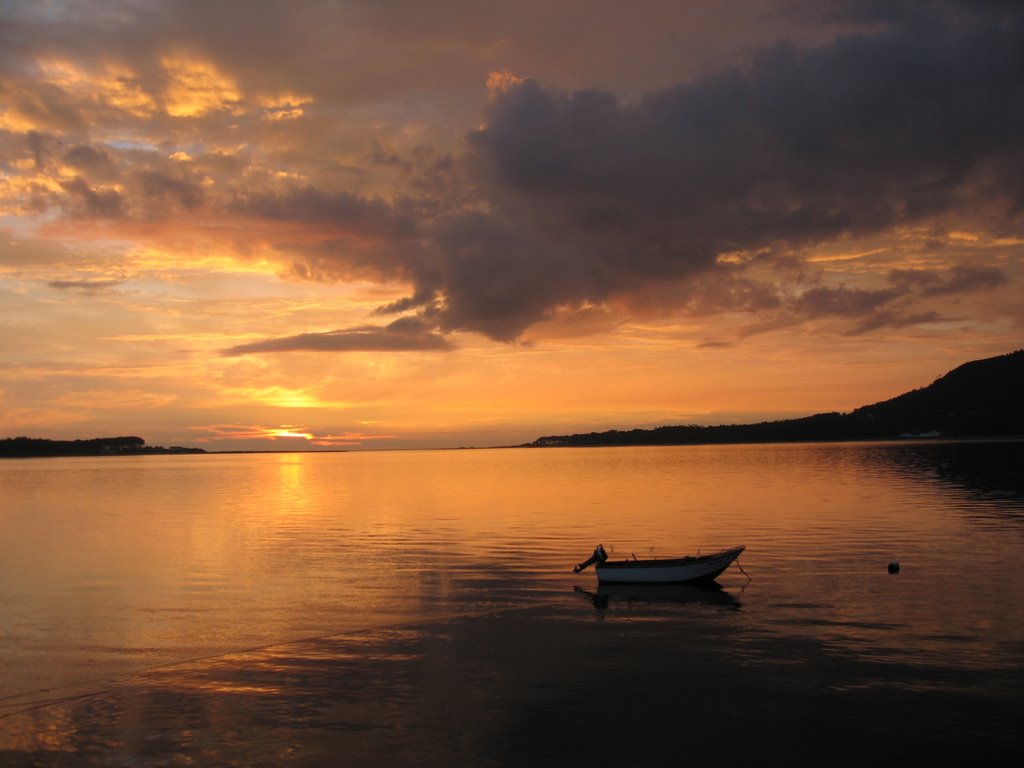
[0, 436, 205, 458]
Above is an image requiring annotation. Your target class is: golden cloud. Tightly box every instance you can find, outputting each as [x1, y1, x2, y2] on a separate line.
[486, 69, 524, 98]
[256, 92, 313, 121]
[37, 57, 157, 118]
[187, 423, 391, 446]
[161, 55, 242, 117]
[0, 105, 39, 133]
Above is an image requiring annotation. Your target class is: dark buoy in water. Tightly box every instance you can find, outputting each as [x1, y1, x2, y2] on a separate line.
[888, 561, 900, 574]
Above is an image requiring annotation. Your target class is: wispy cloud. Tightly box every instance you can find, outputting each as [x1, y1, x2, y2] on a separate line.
[189, 423, 394, 447]
[46, 276, 125, 293]
[889, 265, 1008, 297]
[222, 317, 454, 356]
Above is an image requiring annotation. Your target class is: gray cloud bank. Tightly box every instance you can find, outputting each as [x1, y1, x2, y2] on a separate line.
[7, 0, 1022, 347]
[377, 0, 1021, 341]
[220, 0, 1019, 346]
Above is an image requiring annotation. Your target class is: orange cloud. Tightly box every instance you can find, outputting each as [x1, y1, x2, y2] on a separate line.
[36, 57, 157, 118]
[188, 424, 393, 447]
[161, 55, 242, 117]
[486, 69, 524, 98]
[256, 93, 313, 121]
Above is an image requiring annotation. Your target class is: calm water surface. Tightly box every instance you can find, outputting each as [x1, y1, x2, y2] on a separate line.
[1, 441, 1022, 765]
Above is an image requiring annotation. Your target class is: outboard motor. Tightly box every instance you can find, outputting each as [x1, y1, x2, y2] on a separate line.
[573, 544, 608, 573]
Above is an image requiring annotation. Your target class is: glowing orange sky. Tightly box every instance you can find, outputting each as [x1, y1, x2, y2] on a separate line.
[1, 1, 1021, 450]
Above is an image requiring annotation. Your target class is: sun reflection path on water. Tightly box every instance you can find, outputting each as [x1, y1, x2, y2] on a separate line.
[0, 442, 1022, 762]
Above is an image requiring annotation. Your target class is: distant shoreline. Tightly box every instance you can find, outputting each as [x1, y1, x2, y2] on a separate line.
[518, 434, 1024, 449]
[3, 434, 1023, 459]
[5, 349, 1022, 457]
[0, 436, 205, 459]
[525, 349, 1024, 448]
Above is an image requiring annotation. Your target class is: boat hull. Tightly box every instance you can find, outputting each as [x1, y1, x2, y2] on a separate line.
[594, 546, 745, 584]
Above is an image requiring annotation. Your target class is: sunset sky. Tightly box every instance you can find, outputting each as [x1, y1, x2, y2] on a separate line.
[1, 0, 1021, 450]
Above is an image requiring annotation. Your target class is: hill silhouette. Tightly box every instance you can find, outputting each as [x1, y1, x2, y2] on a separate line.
[528, 349, 1024, 447]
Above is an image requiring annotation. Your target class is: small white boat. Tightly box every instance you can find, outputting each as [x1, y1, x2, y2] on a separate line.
[573, 544, 745, 584]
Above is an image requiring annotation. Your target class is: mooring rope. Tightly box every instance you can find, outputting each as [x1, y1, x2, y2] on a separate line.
[735, 557, 752, 583]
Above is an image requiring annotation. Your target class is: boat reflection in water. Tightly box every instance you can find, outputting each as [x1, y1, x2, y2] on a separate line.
[574, 581, 742, 611]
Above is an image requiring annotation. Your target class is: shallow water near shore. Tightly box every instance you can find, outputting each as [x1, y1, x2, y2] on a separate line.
[1, 441, 1022, 764]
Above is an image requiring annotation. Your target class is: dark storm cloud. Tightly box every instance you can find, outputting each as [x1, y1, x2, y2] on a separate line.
[789, 284, 941, 336]
[136, 171, 204, 211]
[19, 132, 206, 220]
[793, 286, 902, 318]
[50, 168, 203, 220]
[3, 82, 88, 135]
[777, 263, 1008, 334]
[888, 265, 1008, 296]
[26, 131, 61, 169]
[232, 186, 416, 239]
[62, 145, 115, 177]
[221, 317, 454, 356]
[847, 310, 943, 335]
[59, 177, 124, 218]
[360, 0, 1023, 340]
[5, 0, 1020, 346]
